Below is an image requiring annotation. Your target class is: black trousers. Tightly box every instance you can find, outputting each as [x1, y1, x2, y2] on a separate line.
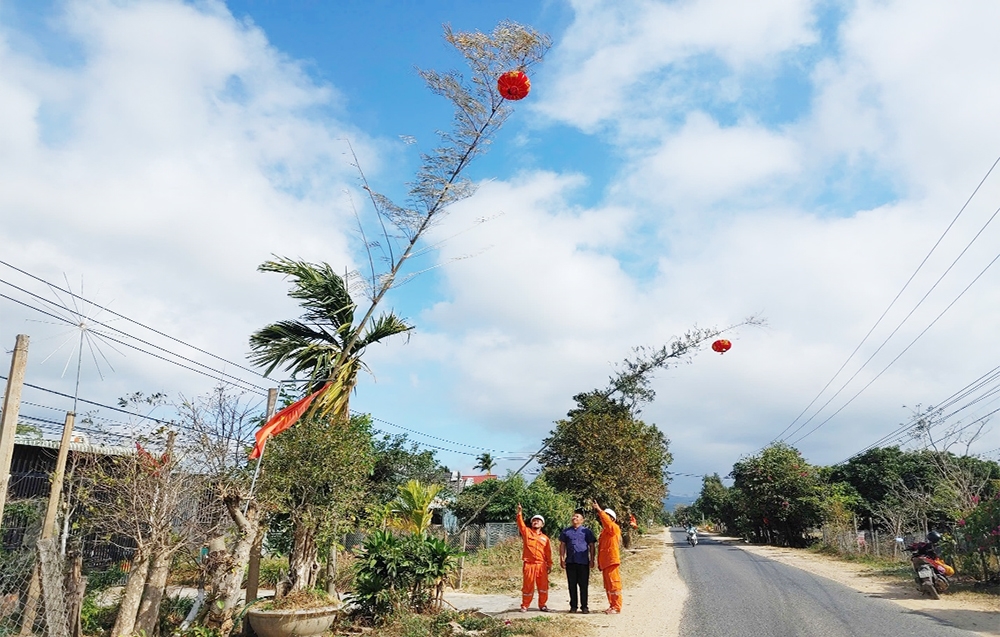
[565, 562, 590, 610]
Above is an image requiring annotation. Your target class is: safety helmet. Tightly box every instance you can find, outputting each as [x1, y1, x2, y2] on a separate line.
[604, 508, 617, 521]
[530, 514, 545, 524]
[926, 530, 942, 544]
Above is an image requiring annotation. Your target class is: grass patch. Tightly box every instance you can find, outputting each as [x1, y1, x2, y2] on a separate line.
[353, 610, 590, 637]
[458, 539, 527, 595]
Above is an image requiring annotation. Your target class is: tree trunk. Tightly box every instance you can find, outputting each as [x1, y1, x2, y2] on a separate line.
[325, 545, 338, 596]
[111, 550, 149, 637]
[288, 519, 320, 591]
[203, 498, 260, 637]
[134, 545, 172, 636]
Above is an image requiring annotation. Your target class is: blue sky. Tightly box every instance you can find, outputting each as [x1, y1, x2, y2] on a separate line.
[3, 0, 1000, 498]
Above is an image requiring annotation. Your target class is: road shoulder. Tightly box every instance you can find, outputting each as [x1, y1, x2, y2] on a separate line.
[714, 536, 1000, 637]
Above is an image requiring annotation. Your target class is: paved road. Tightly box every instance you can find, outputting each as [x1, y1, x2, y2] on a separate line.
[673, 529, 978, 637]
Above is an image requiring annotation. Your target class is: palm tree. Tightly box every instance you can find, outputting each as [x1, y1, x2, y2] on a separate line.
[474, 452, 496, 476]
[390, 480, 442, 534]
[249, 257, 412, 423]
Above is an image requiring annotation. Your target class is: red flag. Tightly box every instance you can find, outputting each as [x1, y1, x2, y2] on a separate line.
[249, 383, 328, 459]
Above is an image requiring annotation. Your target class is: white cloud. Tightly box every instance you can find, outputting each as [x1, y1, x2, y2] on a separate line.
[4, 0, 1000, 492]
[623, 111, 801, 207]
[0, 0, 378, 410]
[535, 0, 818, 130]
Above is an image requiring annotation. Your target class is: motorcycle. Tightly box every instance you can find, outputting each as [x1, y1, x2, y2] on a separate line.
[686, 528, 698, 547]
[902, 531, 953, 599]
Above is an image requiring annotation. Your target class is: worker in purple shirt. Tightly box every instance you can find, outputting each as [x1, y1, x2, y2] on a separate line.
[558, 509, 597, 613]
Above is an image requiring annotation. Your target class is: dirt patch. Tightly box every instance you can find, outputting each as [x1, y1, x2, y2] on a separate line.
[717, 537, 1000, 636]
[574, 529, 686, 637]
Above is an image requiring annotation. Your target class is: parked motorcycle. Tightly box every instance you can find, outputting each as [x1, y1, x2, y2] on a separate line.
[903, 531, 953, 599]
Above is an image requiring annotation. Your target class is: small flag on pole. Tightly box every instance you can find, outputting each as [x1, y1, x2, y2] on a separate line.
[249, 383, 329, 459]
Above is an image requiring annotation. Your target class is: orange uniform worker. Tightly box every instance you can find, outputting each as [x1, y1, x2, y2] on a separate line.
[515, 503, 553, 612]
[591, 501, 623, 614]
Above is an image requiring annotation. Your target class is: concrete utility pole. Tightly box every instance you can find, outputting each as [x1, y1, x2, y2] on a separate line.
[0, 334, 30, 525]
[246, 387, 278, 605]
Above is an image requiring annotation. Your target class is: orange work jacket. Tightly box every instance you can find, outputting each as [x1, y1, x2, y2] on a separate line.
[516, 511, 553, 568]
[596, 508, 622, 569]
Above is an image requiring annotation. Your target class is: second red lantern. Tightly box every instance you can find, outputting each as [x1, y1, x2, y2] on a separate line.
[711, 339, 732, 354]
[497, 70, 530, 100]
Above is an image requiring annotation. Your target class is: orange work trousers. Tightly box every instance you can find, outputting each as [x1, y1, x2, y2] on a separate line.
[602, 564, 622, 611]
[521, 562, 549, 609]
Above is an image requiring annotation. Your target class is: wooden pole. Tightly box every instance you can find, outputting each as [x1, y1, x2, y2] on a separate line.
[457, 530, 467, 590]
[22, 412, 75, 636]
[0, 334, 30, 525]
[42, 412, 75, 539]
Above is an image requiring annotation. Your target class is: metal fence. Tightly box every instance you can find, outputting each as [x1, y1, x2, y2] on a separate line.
[818, 525, 931, 562]
[340, 522, 520, 555]
[0, 497, 47, 637]
[449, 523, 519, 554]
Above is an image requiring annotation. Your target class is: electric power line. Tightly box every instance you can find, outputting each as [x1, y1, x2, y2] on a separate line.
[788, 245, 1000, 446]
[772, 156, 1000, 442]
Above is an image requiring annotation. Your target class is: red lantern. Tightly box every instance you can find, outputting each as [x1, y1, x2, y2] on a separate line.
[497, 70, 530, 100]
[711, 339, 732, 354]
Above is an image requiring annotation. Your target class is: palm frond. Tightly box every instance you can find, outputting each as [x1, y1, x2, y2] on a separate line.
[249, 320, 342, 378]
[356, 313, 413, 351]
[259, 257, 357, 329]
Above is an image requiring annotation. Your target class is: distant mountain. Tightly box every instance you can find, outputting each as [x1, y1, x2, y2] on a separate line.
[662, 493, 697, 511]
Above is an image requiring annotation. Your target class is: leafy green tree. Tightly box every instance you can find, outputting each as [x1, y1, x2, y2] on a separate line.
[258, 413, 375, 591]
[693, 473, 731, 528]
[368, 433, 450, 507]
[828, 447, 938, 520]
[450, 473, 576, 532]
[729, 443, 822, 546]
[539, 392, 672, 542]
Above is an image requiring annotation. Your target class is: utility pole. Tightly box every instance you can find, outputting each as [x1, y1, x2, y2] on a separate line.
[42, 412, 76, 539]
[21, 411, 74, 637]
[0, 334, 30, 525]
[245, 387, 278, 605]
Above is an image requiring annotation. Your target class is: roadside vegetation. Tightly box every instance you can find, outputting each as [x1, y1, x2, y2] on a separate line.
[679, 421, 1000, 596]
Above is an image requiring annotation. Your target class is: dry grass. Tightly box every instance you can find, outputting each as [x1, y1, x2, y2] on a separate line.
[507, 615, 594, 637]
[345, 610, 591, 637]
[457, 529, 665, 596]
[457, 538, 532, 594]
[618, 528, 666, 584]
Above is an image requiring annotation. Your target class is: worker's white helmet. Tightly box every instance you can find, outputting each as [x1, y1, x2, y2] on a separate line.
[531, 514, 545, 524]
[604, 508, 617, 521]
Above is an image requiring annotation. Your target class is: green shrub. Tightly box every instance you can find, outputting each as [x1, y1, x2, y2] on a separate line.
[351, 531, 461, 624]
[80, 594, 118, 637]
[256, 557, 288, 588]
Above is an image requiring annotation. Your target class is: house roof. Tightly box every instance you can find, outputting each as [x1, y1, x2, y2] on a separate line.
[13, 434, 135, 457]
[461, 474, 497, 486]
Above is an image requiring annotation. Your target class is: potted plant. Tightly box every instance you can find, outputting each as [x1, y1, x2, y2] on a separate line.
[246, 590, 341, 637]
